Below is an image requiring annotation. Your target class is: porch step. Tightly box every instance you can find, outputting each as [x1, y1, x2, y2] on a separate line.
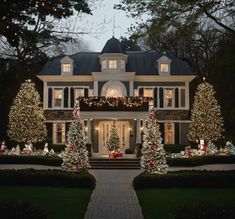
[89, 158, 141, 169]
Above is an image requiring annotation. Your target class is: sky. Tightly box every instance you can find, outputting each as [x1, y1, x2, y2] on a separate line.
[78, 0, 136, 52]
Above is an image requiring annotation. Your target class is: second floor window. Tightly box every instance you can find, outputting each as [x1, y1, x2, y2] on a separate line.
[164, 89, 173, 107]
[63, 64, 71, 73]
[75, 88, 84, 99]
[144, 88, 154, 97]
[109, 60, 117, 69]
[54, 88, 62, 107]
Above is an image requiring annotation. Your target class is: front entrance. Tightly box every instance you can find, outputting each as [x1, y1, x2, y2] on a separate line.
[98, 121, 130, 154]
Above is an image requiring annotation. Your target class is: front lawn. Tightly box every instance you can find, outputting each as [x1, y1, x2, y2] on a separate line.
[0, 186, 92, 219]
[136, 188, 235, 219]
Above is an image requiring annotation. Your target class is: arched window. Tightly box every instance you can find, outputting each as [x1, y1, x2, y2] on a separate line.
[101, 81, 127, 97]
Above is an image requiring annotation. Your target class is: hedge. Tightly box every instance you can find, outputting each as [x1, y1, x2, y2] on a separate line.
[133, 170, 235, 189]
[0, 201, 49, 219]
[0, 169, 95, 189]
[0, 155, 62, 166]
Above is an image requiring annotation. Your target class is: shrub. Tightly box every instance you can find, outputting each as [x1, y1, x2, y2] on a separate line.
[0, 169, 95, 189]
[174, 202, 235, 219]
[133, 170, 235, 189]
[49, 144, 66, 153]
[0, 155, 62, 166]
[125, 148, 132, 154]
[0, 201, 48, 219]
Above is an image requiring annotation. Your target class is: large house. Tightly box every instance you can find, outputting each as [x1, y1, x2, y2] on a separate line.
[37, 37, 195, 156]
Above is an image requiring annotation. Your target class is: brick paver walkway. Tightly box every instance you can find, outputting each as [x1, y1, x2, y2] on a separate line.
[84, 169, 144, 219]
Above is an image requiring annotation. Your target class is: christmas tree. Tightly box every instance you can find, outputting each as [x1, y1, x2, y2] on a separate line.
[141, 109, 168, 174]
[61, 101, 89, 172]
[106, 121, 120, 151]
[188, 79, 224, 143]
[8, 79, 47, 143]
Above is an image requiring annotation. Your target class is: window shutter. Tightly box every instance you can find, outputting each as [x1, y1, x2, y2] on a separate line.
[174, 123, 179, 144]
[175, 88, 179, 108]
[180, 89, 186, 107]
[70, 87, 74, 108]
[159, 123, 165, 144]
[139, 87, 144, 97]
[159, 87, 163, 108]
[64, 87, 68, 108]
[154, 87, 158, 107]
[48, 88, 52, 108]
[46, 123, 53, 144]
[84, 88, 89, 97]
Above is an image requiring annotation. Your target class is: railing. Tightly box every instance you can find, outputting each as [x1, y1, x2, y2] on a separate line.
[77, 96, 152, 111]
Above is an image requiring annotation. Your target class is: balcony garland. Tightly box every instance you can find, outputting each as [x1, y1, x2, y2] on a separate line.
[77, 96, 152, 108]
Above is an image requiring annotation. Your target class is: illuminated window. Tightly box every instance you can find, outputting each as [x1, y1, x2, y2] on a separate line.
[144, 88, 154, 97]
[165, 123, 174, 144]
[63, 64, 71, 73]
[164, 89, 173, 107]
[75, 88, 84, 99]
[106, 86, 123, 97]
[54, 88, 62, 107]
[134, 89, 138, 97]
[89, 89, 94, 97]
[102, 60, 107, 69]
[109, 60, 117, 69]
[53, 123, 65, 144]
[160, 64, 169, 73]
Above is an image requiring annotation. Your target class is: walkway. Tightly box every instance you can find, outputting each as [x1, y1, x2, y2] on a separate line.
[84, 169, 144, 219]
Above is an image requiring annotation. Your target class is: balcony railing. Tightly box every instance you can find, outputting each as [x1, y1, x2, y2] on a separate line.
[77, 96, 152, 111]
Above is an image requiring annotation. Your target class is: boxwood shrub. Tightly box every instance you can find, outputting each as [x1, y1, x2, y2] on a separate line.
[0, 169, 95, 189]
[0, 155, 62, 166]
[133, 170, 235, 189]
[0, 201, 48, 219]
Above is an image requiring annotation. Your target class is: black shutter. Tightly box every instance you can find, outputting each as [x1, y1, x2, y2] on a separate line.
[175, 88, 179, 108]
[174, 123, 179, 144]
[159, 87, 163, 108]
[48, 88, 52, 108]
[159, 123, 165, 144]
[84, 88, 89, 97]
[139, 87, 144, 97]
[154, 87, 158, 107]
[64, 87, 68, 108]
[70, 87, 74, 108]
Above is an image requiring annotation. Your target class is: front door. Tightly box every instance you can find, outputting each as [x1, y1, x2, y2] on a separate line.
[98, 121, 130, 154]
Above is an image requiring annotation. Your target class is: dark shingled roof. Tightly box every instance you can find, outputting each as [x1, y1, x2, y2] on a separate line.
[100, 36, 124, 54]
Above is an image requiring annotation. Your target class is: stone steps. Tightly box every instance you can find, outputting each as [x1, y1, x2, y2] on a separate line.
[89, 158, 141, 169]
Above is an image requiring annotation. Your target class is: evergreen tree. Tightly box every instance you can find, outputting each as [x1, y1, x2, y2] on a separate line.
[106, 121, 120, 151]
[141, 109, 168, 174]
[61, 101, 89, 172]
[8, 79, 47, 143]
[188, 79, 224, 143]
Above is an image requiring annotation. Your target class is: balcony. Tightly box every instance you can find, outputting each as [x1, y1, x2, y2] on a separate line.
[77, 96, 152, 111]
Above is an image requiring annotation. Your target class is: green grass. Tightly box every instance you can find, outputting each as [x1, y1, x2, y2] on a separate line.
[136, 188, 235, 219]
[0, 186, 93, 219]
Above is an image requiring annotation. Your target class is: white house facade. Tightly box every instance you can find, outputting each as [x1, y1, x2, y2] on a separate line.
[37, 37, 196, 156]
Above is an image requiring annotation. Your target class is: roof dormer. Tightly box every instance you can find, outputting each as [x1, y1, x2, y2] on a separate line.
[60, 56, 74, 75]
[157, 54, 171, 75]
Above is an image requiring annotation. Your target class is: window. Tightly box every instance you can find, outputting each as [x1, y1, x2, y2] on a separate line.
[89, 89, 94, 97]
[165, 123, 174, 144]
[102, 60, 107, 69]
[63, 63, 71, 73]
[106, 86, 123, 97]
[109, 60, 117, 69]
[54, 88, 62, 107]
[164, 89, 173, 107]
[144, 88, 154, 97]
[53, 123, 65, 144]
[75, 88, 84, 99]
[120, 60, 125, 70]
[134, 89, 139, 97]
[160, 64, 169, 73]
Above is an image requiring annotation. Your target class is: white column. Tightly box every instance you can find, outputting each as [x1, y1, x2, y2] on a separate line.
[87, 119, 92, 144]
[43, 81, 48, 109]
[94, 81, 98, 96]
[136, 119, 141, 143]
[129, 80, 134, 96]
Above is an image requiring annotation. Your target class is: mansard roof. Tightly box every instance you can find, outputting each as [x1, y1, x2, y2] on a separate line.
[101, 36, 124, 54]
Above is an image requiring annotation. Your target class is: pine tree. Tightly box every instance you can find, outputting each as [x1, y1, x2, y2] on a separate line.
[106, 121, 120, 151]
[188, 80, 224, 143]
[8, 79, 47, 143]
[61, 101, 89, 172]
[141, 109, 168, 174]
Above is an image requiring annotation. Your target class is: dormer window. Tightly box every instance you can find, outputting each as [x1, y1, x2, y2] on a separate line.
[60, 56, 74, 75]
[109, 60, 117, 69]
[157, 55, 171, 75]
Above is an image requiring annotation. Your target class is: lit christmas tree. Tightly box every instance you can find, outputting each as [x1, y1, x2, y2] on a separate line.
[188, 79, 224, 143]
[61, 101, 89, 172]
[141, 109, 168, 174]
[8, 79, 47, 143]
[106, 121, 120, 151]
